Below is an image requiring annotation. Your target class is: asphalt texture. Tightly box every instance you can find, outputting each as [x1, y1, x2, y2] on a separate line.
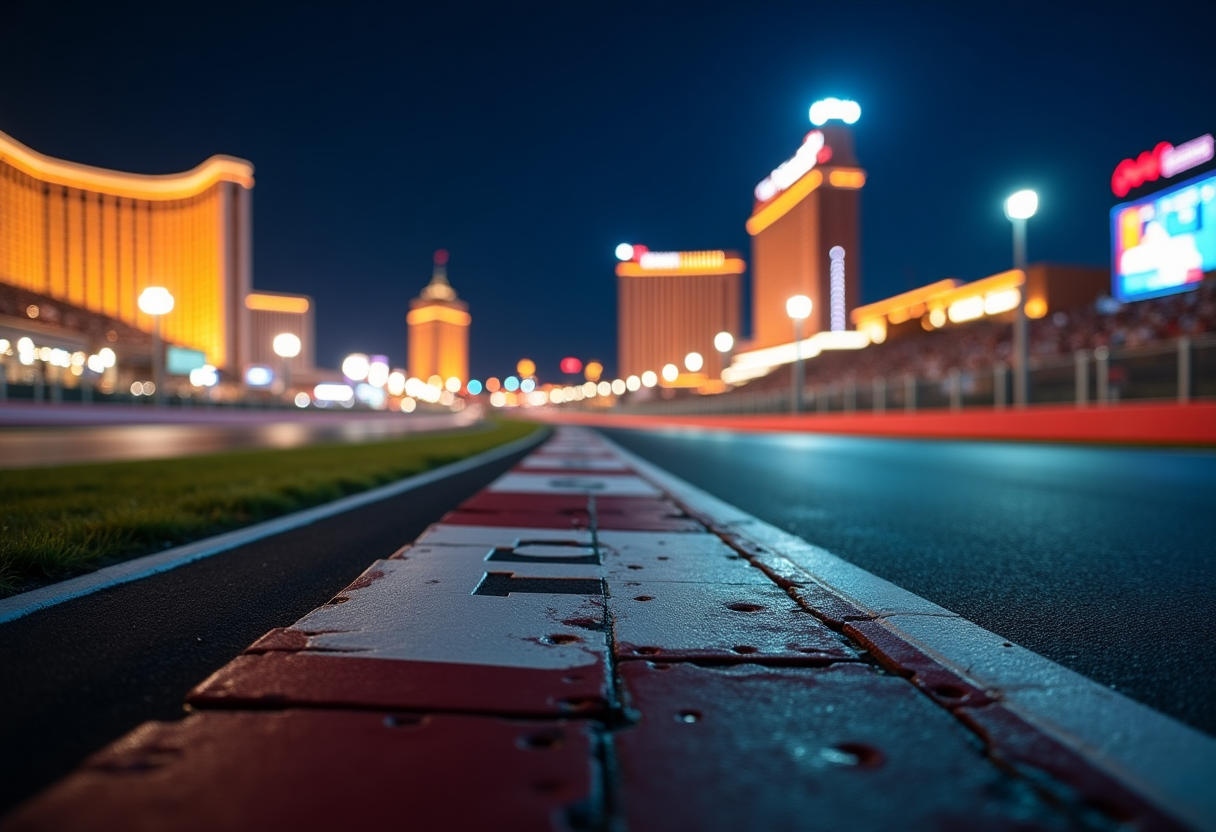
[0, 430, 546, 815]
[603, 427, 1216, 737]
[0, 413, 472, 469]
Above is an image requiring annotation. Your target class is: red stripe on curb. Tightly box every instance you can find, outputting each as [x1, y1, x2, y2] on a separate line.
[188, 652, 610, 717]
[4, 711, 597, 832]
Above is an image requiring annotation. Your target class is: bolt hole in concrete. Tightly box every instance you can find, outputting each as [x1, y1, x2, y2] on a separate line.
[726, 602, 765, 612]
[821, 743, 885, 768]
[675, 710, 702, 723]
[518, 731, 564, 750]
[656, 556, 670, 560]
[543, 634, 582, 645]
[626, 564, 644, 570]
[383, 715, 428, 729]
[732, 645, 759, 654]
[559, 698, 600, 713]
[1002, 642, 1013, 648]
[633, 595, 655, 602]
[932, 684, 968, 700]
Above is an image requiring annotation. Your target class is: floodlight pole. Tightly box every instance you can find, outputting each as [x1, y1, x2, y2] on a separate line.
[153, 315, 165, 408]
[1012, 217, 1029, 408]
[792, 318, 804, 414]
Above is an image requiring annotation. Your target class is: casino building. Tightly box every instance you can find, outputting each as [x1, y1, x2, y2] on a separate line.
[407, 250, 469, 384]
[616, 246, 744, 383]
[0, 129, 257, 375]
[746, 112, 866, 349]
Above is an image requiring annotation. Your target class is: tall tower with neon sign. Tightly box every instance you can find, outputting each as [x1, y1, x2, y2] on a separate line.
[747, 99, 866, 349]
[407, 249, 470, 384]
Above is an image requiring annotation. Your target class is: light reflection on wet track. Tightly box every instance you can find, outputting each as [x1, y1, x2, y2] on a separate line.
[0, 413, 475, 469]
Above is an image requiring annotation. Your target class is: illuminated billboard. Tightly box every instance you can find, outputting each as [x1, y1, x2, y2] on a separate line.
[1111, 170, 1216, 302]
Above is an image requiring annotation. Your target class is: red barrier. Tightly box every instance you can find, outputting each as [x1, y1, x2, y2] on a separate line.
[533, 401, 1216, 446]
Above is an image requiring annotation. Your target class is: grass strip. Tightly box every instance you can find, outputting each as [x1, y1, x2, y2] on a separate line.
[0, 419, 541, 597]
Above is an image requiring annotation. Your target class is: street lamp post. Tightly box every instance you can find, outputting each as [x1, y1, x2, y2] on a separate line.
[786, 295, 813, 413]
[137, 286, 174, 407]
[1005, 190, 1038, 408]
[273, 333, 302, 402]
[714, 331, 734, 382]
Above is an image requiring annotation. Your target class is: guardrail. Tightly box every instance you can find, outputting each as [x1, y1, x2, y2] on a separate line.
[612, 336, 1216, 416]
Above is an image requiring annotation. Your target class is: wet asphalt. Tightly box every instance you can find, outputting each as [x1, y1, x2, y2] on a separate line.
[602, 427, 1216, 737]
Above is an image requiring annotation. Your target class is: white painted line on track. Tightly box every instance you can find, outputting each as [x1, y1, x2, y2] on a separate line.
[597, 431, 1216, 832]
[0, 427, 548, 626]
[489, 472, 662, 496]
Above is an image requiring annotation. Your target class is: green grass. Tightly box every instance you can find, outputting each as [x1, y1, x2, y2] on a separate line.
[0, 419, 541, 597]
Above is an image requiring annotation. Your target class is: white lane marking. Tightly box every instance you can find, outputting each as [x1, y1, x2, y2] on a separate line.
[598, 530, 771, 584]
[599, 431, 1216, 832]
[0, 428, 548, 625]
[489, 472, 661, 497]
[518, 456, 630, 471]
[292, 557, 606, 670]
[608, 578, 852, 660]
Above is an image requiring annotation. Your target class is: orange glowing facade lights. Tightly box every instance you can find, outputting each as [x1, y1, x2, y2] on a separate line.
[246, 293, 311, 314]
[584, 361, 604, 382]
[615, 250, 745, 278]
[405, 306, 472, 326]
[828, 169, 866, 189]
[516, 358, 536, 378]
[745, 170, 823, 236]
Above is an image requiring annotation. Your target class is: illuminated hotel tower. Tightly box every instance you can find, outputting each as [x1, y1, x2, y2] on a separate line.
[0, 128, 254, 373]
[407, 250, 469, 383]
[746, 104, 866, 349]
[616, 246, 744, 381]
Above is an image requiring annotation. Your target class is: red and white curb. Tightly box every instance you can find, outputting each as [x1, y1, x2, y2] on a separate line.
[6, 427, 1213, 831]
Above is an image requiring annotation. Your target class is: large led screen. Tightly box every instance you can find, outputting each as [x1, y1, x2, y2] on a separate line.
[1111, 170, 1216, 302]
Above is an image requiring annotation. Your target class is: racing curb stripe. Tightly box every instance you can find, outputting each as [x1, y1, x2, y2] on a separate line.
[597, 431, 1216, 832]
[0, 426, 549, 625]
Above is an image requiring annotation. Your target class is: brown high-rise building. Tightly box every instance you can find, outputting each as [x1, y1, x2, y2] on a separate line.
[746, 122, 865, 349]
[616, 247, 744, 382]
[407, 250, 469, 383]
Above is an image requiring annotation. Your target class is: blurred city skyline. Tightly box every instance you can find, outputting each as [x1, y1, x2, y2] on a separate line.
[2, 0, 1212, 377]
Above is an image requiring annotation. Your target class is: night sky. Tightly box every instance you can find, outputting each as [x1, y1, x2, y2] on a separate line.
[3, 1, 1212, 379]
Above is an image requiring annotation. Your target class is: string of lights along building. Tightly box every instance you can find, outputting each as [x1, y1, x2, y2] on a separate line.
[407, 250, 469, 385]
[615, 245, 743, 384]
[747, 98, 866, 349]
[0, 129, 255, 374]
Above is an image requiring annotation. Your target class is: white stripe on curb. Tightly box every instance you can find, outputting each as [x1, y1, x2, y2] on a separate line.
[0, 427, 547, 626]
[597, 431, 1216, 832]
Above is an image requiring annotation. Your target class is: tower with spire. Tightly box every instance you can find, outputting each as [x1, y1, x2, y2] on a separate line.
[406, 249, 470, 386]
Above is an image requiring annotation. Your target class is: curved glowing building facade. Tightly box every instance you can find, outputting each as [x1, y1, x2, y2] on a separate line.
[0, 129, 254, 372]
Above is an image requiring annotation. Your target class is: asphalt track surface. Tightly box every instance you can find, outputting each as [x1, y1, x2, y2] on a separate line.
[604, 427, 1216, 737]
[0, 433, 544, 815]
[0, 413, 472, 469]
